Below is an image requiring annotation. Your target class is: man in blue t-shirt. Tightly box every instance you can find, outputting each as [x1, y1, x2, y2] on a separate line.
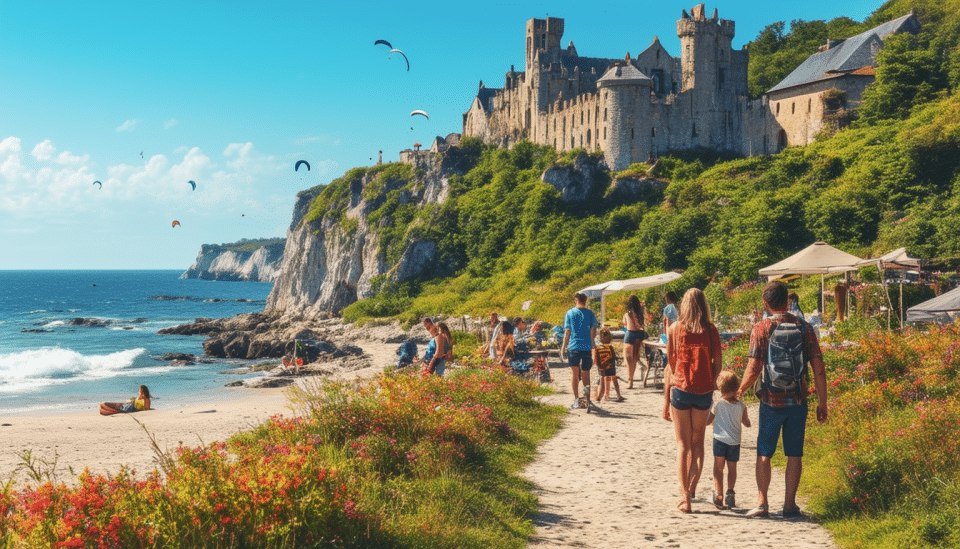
[561, 292, 598, 409]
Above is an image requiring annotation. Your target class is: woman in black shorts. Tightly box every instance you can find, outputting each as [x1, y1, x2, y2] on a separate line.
[621, 295, 647, 389]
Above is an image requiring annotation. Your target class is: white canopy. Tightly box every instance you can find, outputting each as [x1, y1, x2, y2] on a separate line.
[906, 286, 960, 323]
[579, 271, 682, 322]
[855, 247, 922, 269]
[759, 242, 862, 277]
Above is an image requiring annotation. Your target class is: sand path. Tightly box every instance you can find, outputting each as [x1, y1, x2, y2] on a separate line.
[523, 359, 837, 548]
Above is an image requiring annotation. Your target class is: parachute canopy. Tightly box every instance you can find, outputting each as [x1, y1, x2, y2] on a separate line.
[171, 220, 181, 228]
[388, 49, 410, 71]
[295, 160, 310, 172]
[374, 39, 392, 48]
[410, 110, 429, 119]
[93, 180, 102, 189]
[188, 180, 196, 191]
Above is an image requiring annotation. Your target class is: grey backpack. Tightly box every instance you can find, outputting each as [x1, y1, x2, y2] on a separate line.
[763, 320, 806, 400]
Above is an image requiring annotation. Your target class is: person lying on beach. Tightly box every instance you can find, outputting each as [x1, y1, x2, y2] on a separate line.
[99, 385, 151, 416]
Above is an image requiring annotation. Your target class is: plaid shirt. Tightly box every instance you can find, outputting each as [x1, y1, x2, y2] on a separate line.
[747, 313, 822, 407]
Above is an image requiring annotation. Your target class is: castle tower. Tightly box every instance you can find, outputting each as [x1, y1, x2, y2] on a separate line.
[597, 60, 653, 170]
[676, 4, 735, 93]
[525, 17, 564, 70]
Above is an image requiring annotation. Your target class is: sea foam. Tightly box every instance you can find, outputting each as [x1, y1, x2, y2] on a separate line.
[0, 347, 146, 393]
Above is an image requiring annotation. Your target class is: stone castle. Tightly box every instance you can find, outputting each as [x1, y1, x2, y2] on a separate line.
[461, 4, 919, 171]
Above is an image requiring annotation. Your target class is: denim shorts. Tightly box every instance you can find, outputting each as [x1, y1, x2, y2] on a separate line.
[599, 367, 616, 377]
[623, 329, 647, 345]
[432, 358, 447, 376]
[713, 439, 741, 462]
[757, 401, 808, 457]
[568, 349, 593, 371]
[670, 387, 712, 411]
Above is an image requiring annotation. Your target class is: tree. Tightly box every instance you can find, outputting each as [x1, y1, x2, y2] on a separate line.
[856, 33, 945, 125]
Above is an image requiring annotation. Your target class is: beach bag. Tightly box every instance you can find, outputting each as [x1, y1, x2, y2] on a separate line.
[595, 344, 616, 373]
[763, 321, 806, 401]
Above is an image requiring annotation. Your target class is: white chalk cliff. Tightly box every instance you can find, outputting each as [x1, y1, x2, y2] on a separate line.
[181, 240, 285, 282]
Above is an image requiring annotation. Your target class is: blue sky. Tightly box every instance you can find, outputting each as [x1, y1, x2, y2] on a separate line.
[0, 0, 886, 269]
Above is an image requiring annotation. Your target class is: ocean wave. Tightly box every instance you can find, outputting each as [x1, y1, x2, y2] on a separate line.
[42, 320, 65, 327]
[27, 309, 46, 314]
[0, 348, 147, 393]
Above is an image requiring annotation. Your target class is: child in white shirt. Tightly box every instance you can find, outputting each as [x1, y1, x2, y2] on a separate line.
[708, 370, 751, 509]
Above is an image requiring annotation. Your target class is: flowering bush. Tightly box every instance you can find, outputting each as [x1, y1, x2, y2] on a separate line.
[807, 322, 960, 547]
[0, 367, 560, 548]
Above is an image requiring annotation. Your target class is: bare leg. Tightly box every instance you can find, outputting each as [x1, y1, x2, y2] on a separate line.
[581, 370, 591, 402]
[570, 366, 582, 399]
[686, 407, 711, 498]
[624, 342, 637, 388]
[727, 460, 738, 492]
[100, 402, 122, 416]
[713, 456, 726, 496]
[756, 455, 772, 508]
[612, 376, 622, 399]
[672, 406, 694, 512]
[784, 456, 802, 510]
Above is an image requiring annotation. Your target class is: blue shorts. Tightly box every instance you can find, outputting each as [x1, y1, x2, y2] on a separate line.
[670, 387, 712, 411]
[120, 401, 136, 413]
[432, 358, 447, 376]
[713, 440, 741, 462]
[757, 401, 808, 457]
[623, 329, 647, 345]
[568, 349, 593, 371]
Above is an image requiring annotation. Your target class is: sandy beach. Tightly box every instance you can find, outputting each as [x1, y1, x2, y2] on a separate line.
[0, 335, 837, 548]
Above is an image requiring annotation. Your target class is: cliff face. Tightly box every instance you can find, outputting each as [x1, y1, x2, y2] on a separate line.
[265, 156, 453, 315]
[181, 240, 285, 282]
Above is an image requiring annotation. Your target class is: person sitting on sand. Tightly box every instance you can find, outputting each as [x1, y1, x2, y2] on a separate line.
[100, 385, 151, 416]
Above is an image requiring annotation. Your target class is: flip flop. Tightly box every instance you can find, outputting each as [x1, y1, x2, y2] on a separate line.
[746, 504, 769, 518]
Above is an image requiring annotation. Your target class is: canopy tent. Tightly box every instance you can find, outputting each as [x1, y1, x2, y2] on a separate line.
[857, 247, 925, 327]
[579, 271, 682, 323]
[856, 247, 922, 269]
[907, 285, 960, 323]
[759, 242, 862, 320]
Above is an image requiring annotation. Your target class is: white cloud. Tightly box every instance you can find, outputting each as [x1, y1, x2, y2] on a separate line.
[164, 119, 178, 129]
[31, 140, 55, 161]
[115, 119, 138, 132]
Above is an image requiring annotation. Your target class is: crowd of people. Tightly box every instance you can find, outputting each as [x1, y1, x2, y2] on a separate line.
[395, 279, 831, 519]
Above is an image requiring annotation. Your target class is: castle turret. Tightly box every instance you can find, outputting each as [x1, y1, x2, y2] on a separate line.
[598, 61, 653, 170]
[677, 4, 735, 93]
[526, 17, 564, 70]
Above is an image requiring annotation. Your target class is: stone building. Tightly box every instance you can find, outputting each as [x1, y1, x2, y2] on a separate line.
[461, 3, 919, 170]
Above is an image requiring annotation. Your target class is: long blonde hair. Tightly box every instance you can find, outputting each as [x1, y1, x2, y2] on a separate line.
[677, 288, 711, 333]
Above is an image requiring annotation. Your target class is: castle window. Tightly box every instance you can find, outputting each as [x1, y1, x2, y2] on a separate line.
[651, 127, 656, 137]
[571, 137, 575, 148]
[587, 129, 591, 144]
[604, 108, 607, 121]
[554, 139, 557, 149]
[631, 128, 635, 140]
[657, 49, 660, 60]
[603, 127, 606, 139]
[540, 34, 546, 48]
[580, 112, 584, 125]
[776, 103, 780, 115]
[595, 106, 599, 122]
[571, 115, 575, 128]
[587, 110, 590, 123]
[692, 123, 697, 138]
[792, 102, 795, 114]
[808, 98, 812, 113]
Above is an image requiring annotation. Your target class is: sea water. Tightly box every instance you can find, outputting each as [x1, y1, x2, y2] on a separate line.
[0, 271, 273, 416]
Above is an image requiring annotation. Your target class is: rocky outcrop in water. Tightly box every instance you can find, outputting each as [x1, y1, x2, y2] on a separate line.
[181, 239, 285, 282]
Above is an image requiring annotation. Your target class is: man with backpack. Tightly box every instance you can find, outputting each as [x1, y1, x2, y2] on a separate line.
[737, 281, 828, 518]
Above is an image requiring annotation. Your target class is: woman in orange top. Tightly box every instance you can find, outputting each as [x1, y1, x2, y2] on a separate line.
[663, 288, 722, 513]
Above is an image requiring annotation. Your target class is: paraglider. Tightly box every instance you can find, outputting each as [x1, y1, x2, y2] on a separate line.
[295, 160, 310, 172]
[374, 39, 392, 49]
[389, 49, 410, 71]
[93, 180, 102, 189]
[410, 110, 429, 120]
[171, 220, 181, 228]
[188, 180, 196, 191]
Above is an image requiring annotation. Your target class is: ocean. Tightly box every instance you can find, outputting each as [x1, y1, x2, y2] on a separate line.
[0, 271, 274, 416]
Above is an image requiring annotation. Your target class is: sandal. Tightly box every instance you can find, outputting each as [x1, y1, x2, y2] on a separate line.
[746, 504, 769, 518]
[616, 396, 625, 402]
[713, 492, 725, 510]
